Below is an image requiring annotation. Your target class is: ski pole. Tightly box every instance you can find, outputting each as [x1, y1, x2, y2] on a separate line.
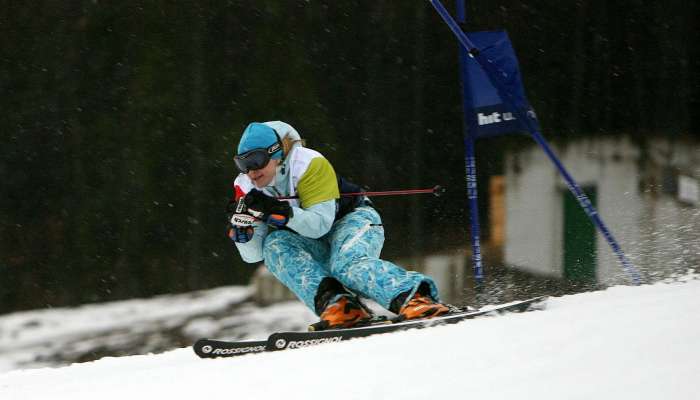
[275, 185, 445, 200]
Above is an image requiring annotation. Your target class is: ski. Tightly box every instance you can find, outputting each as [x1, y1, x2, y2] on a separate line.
[193, 295, 547, 359]
[194, 339, 268, 358]
[267, 295, 547, 351]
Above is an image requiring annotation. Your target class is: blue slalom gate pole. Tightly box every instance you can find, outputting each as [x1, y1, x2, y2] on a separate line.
[429, 0, 641, 285]
[456, 0, 484, 282]
[465, 138, 484, 282]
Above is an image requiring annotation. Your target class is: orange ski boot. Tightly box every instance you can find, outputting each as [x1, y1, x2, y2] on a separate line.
[397, 292, 450, 322]
[309, 295, 372, 331]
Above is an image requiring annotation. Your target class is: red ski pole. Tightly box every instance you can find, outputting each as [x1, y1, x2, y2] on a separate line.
[275, 185, 445, 200]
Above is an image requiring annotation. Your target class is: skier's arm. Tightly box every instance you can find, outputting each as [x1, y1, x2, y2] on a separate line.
[286, 200, 336, 239]
[230, 181, 267, 264]
[286, 157, 339, 239]
[233, 222, 267, 263]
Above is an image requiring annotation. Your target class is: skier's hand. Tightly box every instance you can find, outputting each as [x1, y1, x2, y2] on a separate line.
[228, 226, 254, 243]
[227, 197, 259, 227]
[226, 197, 256, 242]
[244, 189, 292, 227]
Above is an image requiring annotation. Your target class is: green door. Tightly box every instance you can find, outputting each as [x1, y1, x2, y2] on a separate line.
[563, 186, 597, 282]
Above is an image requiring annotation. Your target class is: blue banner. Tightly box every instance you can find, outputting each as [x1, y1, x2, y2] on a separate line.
[461, 30, 538, 138]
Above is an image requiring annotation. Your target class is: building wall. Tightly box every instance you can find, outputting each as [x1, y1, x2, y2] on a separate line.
[505, 136, 699, 285]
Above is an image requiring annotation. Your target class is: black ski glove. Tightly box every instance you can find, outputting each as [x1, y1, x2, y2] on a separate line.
[244, 189, 293, 227]
[226, 197, 257, 243]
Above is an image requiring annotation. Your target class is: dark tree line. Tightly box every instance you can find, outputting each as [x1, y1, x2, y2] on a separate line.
[1, 1, 698, 312]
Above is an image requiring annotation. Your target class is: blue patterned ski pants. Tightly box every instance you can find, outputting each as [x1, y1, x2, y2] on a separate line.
[263, 206, 439, 315]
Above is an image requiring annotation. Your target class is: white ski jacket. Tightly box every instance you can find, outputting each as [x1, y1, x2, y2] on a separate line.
[232, 121, 340, 263]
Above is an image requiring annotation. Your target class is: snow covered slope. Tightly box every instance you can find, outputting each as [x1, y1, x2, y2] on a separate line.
[0, 286, 316, 372]
[1, 278, 699, 400]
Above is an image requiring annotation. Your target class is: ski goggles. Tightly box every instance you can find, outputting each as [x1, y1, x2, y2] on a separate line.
[234, 141, 282, 173]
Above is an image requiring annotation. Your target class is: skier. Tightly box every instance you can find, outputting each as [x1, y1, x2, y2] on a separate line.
[228, 121, 449, 330]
